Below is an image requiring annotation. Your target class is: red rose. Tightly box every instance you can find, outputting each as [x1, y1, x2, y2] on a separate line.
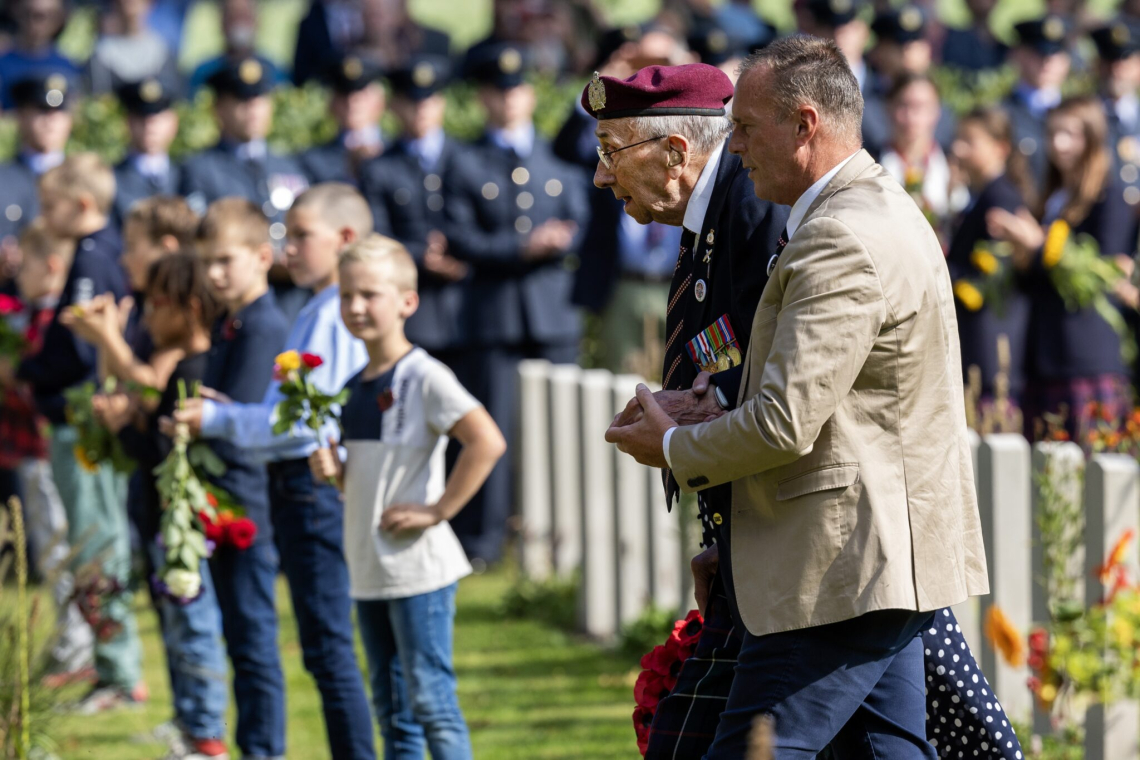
[225, 517, 257, 550]
[0, 294, 22, 314]
[632, 705, 654, 757]
[300, 352, 323, 369]
[199, 511, 224, 543]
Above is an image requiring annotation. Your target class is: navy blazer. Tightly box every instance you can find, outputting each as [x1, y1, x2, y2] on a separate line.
[1104, 98, 1140, 244]
[946, 175, 1030, 397]
[299, 137, 363, 186]
[18, 226, 128, 424]
[113, 157, 183, 227]
[1027, 185, 1135, 380]
[180, 145, 309, 224]
[941, 27, 1009, 72]
[1005, 92, 1049, 184]
[0, 156, 41, 242]
[444, 133, 589, 346]
[202, 292, 289, 542]
[359, 137, 468, 351]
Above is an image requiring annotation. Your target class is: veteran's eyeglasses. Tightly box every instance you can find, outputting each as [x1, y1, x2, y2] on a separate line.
[596, 135, 667, 169]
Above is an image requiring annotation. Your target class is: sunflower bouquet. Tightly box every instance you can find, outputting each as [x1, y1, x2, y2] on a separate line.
[952, 240, 1017, 316]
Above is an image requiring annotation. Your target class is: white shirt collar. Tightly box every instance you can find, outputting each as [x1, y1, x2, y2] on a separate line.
[786, 151, 860, 240]
[682, 140, 725, 233]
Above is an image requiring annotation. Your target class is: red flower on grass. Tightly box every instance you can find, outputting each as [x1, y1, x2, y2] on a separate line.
[301, 352, 324, 369]
[226, 518, 257, 550]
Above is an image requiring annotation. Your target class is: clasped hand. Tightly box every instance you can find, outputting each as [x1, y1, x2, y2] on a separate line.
[604, 372, 724, 468]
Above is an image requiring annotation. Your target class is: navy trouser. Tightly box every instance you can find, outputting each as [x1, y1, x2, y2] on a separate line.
[268, 458, 376, 760]
[704, 609, 938, 760]
[210, 540, 286, 758]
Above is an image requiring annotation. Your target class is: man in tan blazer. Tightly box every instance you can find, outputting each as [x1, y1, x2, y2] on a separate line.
[607, 35, 988, 758]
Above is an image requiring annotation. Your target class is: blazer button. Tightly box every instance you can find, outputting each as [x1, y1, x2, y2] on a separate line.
[712, 513, 723, 525]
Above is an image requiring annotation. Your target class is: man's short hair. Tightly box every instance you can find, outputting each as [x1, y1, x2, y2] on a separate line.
[196, 197, 270, 250]
[626, 113, 734, 155]
[739, 35, 864, 143]
[38, 153, 116, 215]
[338, 233, 418, 294]
[125, 196, 200, 250]
[291, 182, 374, 240]
[19, 217, 72, 264]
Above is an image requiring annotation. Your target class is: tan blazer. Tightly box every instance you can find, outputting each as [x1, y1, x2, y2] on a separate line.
[669, 150, 989, 637]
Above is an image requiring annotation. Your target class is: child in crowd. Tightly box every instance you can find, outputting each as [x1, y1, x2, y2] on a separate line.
[173, 183, 377, 760]
[110, 253, 230, 759]
[14, 153, 141, 713]
[0, 219, 94, 681]
[309, 234, 505, 760]
[164, 197, 289, 759]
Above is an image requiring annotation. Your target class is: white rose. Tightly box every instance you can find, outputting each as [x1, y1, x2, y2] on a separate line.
[164, 568, 201, 599]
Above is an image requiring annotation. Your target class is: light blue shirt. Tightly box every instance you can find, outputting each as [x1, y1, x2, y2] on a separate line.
[199, 284, 368, 463]
[488, 124, 536, 158]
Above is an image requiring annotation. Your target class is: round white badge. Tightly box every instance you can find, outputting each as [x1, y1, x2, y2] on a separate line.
[695, 279, 707, 302]
[767, 254, 779, 276]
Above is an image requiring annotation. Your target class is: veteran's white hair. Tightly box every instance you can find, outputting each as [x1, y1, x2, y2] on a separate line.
[625, 113, 733, 155]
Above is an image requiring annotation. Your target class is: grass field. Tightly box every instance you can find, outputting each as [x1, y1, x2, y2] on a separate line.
[42, 566, 639, 759]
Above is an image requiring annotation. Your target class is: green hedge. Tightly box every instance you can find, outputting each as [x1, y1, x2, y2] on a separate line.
[0, 75, 586, 164]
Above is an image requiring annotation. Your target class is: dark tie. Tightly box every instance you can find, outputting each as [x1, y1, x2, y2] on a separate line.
[662, 227, 698, 392]
[767, 227, 789, 277]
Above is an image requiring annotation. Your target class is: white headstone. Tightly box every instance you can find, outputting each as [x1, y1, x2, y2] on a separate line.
[613, 374, 652, 624]
[517, 360, 552, 579]
[579, 369, 618, 639]
[548, 364, 583, 578]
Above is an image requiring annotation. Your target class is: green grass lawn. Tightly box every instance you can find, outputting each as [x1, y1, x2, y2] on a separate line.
[43, 567, 638, 759]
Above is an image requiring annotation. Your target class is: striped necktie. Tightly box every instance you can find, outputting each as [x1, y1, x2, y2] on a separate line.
[662, 227, 698, 391]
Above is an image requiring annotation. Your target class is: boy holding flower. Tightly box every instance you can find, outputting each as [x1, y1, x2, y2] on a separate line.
[309, 234, 504, 759]
[173, 183, 377, 760]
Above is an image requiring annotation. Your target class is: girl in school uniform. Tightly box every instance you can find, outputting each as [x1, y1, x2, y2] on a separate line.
[989, 95, 1140, 438]
[946, 107, 1033, 405]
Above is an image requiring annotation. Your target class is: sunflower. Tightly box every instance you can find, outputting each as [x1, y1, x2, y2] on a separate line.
[971, 248, 1000, 275]
[73, 444, 99, 473]
[953, 280, 984, 311]
[1042, 219, 1071, 269]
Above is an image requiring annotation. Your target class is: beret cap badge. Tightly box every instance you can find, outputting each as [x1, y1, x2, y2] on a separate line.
[588, 71, 606, 111]
[239, 58, 263, 85]
[139, 78, 162, 102]
[412, 62, 435, 87]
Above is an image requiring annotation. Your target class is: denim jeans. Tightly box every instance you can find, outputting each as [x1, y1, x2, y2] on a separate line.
[210, 540, 286, 757]
[268, 458, 376, 760]
[146, 542, 228, 741]
[356, 583, 471, 760]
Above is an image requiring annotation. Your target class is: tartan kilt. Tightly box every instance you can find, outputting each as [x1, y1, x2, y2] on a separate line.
[645, 572, 742, 759]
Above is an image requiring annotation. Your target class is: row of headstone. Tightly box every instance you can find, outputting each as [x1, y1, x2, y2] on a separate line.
[516, 361, 685, 640]
[516, 364, 1140, 755]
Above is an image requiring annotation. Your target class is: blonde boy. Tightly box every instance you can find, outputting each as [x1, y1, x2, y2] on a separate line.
[310, 234, 505, 759]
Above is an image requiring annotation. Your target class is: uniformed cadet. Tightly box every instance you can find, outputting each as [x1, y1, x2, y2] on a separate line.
[359, 55, 467, 363]
[112, 77, 182, 228]
[180, 56, 309, 238]
[687, 15, 775, 81]
[1092, 21, 1140, 219]
[299, 54, 386, 186]
[941, 0, 1008, 72]
[0, 71, 74, 248]
[800, 0, 891, 158]
[1005, 16, 1072, 183]
[444, 43, 589, 564]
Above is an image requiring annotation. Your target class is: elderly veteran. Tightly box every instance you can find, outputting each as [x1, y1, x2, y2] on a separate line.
[586, 62, 788, 759]
[607, 37, 996, 758]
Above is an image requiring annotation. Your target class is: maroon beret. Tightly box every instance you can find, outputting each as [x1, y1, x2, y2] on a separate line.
[581, 63, 734, 120]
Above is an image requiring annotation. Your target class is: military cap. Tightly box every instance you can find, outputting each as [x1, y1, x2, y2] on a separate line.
[465, 43, 530, 89]
[388, 55, 450, 100]
[117, 77, 176, 115]
[872, 5, 927, 44]
[207, 56, 276, 99]
[593, 25, 643, 69]
[9, 71, 75, 110]
[324, 54, 383, 94]
[1091, 20, 1140, 61]
[806, 0, 864, 28]
[581, 63, 734, 120]
[687, 18, 776, 66]
[1014, 16, 1070, 56]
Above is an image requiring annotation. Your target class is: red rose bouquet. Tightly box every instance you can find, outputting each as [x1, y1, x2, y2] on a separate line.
[198, 489, 258, 551]
[633, 609, 703, 755]
[271, 350, 349, 485]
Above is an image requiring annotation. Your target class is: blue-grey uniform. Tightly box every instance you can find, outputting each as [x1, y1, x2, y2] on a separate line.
[941, 22, 1009, 72]
[1093, 22, 1140, 220]
[1005, 16, 1071, 184]
[0, 72, 76, 243]
[112, 77, 182, 226]
[180, 57, 309, 229]
[443, 43, 589, 562]
[687, 14, 776, 68]
[298, 55, 386, 186]
[359, 56, 464, 357]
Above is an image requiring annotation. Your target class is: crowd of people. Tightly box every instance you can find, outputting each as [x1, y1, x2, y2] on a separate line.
[0, 0, 1138, 758]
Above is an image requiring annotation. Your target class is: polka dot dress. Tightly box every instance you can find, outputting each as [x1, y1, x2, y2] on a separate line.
[925, 608, 1024, 759]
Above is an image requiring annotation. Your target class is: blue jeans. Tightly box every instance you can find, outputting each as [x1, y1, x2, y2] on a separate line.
[356, 584, 471, 760]
[268, 458, 376, 760]
[146, 542, 227, 741]
[210, 540, 286, 758]
[704, 609, 938, 760]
